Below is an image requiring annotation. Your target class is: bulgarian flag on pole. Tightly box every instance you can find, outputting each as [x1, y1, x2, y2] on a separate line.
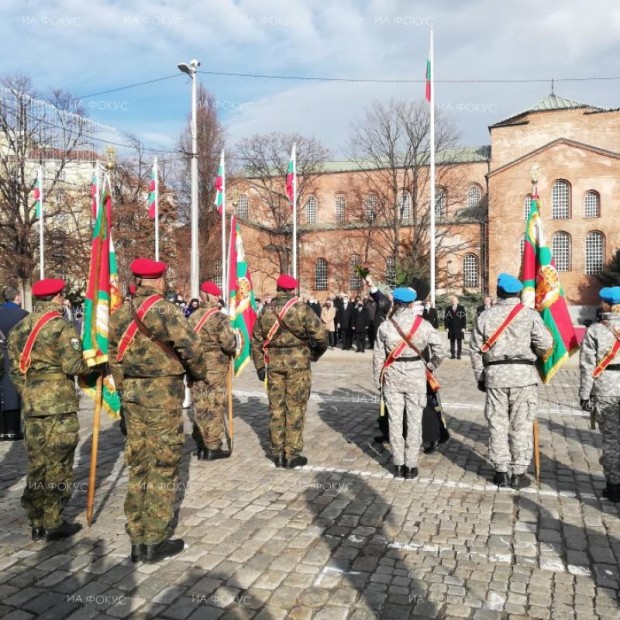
[425, 57, 431, 102]
[147, 163, 157, 219]
[286, 145, 295, 208]
[228, 215, 258, 376]
[81, 173, 123, 416]
[521, 186, 579, 384]
[90, 168, 99, 218]
[32, 170, 43, 217]
[215, 151, 224, 214]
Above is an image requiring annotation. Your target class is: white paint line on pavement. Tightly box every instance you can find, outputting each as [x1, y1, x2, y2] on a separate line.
[314, 564, 362, 586]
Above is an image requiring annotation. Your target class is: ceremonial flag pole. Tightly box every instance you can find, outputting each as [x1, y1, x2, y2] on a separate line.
[147, 157, 160, 261]
[427, 27, 436, 307]
[286, 144, 297, 279]
[33, 166, 44, 278]
[215, 150, 226, 301]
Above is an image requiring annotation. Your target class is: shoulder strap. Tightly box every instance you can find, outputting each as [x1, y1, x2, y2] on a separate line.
[262, 297, 300, 365]
[19, 311, 63, 374]
[193, 307, 220, 334]
[480, 304, 525, 353]
[116, 295, 162, 362]
[593, 322, 620, 377]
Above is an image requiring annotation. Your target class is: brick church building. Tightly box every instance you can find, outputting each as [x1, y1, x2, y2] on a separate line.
[226, 93, 620, 318]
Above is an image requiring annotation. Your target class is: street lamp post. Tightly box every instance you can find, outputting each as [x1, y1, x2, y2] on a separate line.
[178, 59, 201, 298]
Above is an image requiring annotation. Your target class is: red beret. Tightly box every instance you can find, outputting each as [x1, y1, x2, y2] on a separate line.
[32, 278, 65, 298]
[200, 281, 222, 297]
[131, 258, 167, 278]
[276, 274, 298, 290]
[128, 284, 137, 295]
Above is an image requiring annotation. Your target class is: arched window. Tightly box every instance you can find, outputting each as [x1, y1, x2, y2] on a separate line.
[435, 187, 446, 219]
[364, 195, 377, 222]
[520, 235, 526, 259]
[315, 258, 328, 290]
[399, 191, 412, 220]
[349, 255, 362, 290]
[463, 254, 479, 288]
[585, 231, 605, 275]
[552, 231, 571, 271]
[236, 194, 249, 219]
[386, 257, 396, 285]
[335, 194, 346, 222]
[306, 195, 317, 224]
[584, 191, 600, 218]
[551, 180, 570, 219]
[467, 184, 482, 209]
[524, 195, 532, 220]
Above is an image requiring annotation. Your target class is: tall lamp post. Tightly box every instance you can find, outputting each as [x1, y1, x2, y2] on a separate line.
[178, 58, 201, 298]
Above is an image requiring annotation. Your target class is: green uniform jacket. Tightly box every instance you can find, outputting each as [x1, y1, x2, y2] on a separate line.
[187, 302, 236, 374]
[251, 293, 329, 372]
[109, 284, 206, 387]
[8, 301, 92, 416]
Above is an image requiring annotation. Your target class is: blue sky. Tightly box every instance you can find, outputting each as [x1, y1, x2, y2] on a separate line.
[2, 0, 620, 159]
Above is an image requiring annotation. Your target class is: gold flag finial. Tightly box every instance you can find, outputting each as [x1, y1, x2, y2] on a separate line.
[530, 163, 540, 185]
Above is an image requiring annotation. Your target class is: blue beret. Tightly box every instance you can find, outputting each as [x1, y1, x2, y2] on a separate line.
[392, 287, 416, 303]
[497, 273, 523, 294]
[600, 287, 620, 305]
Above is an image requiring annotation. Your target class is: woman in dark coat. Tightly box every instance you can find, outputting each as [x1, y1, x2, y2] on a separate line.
[0, 286, 28, 440]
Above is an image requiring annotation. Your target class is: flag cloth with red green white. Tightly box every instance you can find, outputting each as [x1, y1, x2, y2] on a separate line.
[32, 173, 42, 217]
[520, 192, 579, 384]
[80, 175, 123, 417]
[286, 156, 295, 208]
[425, 58, 431, 102]
[228, 215, 258, 376]
[214, 156, 224, 214]
[90, 172, 98, 217]
[147, 166, 156, 219]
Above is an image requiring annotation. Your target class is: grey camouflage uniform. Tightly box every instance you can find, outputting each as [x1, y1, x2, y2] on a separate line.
[373, 307, 445, 467]
[470, 298, 553, 475]
[579, 312, 620, 484]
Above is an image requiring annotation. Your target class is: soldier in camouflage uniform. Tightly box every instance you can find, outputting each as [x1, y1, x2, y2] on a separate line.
[470, 273, 553, 489]
[251, 274, 328, 469]
[188, 281, 236, 460]
[109, 259, 206, 563]
[579, 287, 620, 501]
[8, 278, 93, 542]
[373, 287, 445, 479]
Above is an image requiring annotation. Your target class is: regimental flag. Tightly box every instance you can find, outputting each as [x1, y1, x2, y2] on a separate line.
[286, 145, 295, 208]
[32, 171, 42, 217]
[215, 151, 224, 214]
[81, 174, 123, 417]
[228, 215, 258, 376]
[425, 57, 431, 102]
[521, 192, 579, 383]
[147, 163, 157, 219]
[90, 171, 98, 218]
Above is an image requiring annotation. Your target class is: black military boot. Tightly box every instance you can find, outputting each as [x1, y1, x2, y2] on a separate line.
[192, 425, 206, 460]
[144, 538, 185, 563]
[603, 483, 620, 502]
[131, 544, 146, 562]
[285, 455, 308, 469]
[493, 471, 510, 487]
[510, 474, 531, 490]
[31, 526, 46, 541]
[203, 448, 231, 461]
[423, 441, 438, 454]
[394, 465, 404, 478]
[45, 521, 82, 542]
[403, 466, 418, 480]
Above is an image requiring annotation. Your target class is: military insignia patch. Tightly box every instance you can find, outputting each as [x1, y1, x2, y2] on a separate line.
[71, 338, 81, 351]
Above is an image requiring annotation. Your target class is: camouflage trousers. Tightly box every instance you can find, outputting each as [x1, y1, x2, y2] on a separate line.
[122, 376, 185, 545]
[192, 372, 228, 450]
[485, 385, 537, 475]
[595, 396, 620, 484]
[22, 412, 79, 529]
[385, 391, 425, 467]
[267, 368, 311, 459]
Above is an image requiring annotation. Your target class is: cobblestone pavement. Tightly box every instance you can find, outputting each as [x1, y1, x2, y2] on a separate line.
[0, 346, 619, 619]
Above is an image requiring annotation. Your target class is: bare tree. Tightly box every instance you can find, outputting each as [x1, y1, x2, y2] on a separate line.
[235, 132, 330, 273]
[346, 99, 476, 285]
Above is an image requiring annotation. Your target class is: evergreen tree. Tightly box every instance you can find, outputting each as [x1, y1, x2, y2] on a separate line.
[598, 249, 620, 286]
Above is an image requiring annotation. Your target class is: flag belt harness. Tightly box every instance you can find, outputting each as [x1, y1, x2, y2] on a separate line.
[19, 311, 63, 374]
[592, 324, 620, 378]
[480, 304, 525, 353]
[262, 297, 300, 367]
[485, 359, 535, 366]
[391, 356, 421, 362]
[193, 307, 220, 334]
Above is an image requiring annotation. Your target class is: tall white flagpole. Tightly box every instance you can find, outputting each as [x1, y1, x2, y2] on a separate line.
[38, 165, 44, 279]
[154, 157, 160, 262]
[429, 27, 436, 307]
[221, 150, 227, 302]
[292, 143, 297, 279]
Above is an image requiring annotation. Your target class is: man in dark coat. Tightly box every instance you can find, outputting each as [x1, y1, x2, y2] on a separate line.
[351, 297, 370, 352]
[0, 286, 28, 440]
[337, 295, 355, 350]
[444, 296, 467, 359]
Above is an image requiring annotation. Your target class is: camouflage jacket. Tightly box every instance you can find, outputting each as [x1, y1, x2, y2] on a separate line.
[188, 301, 236, 374]
[373, 306, 445, 392]
[8, 301, 92, 416]
[251, 292, 329, 371]
[109, 284, 206, 387]
[470, 297, 554, 388]
[579, 312, 620, 399]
